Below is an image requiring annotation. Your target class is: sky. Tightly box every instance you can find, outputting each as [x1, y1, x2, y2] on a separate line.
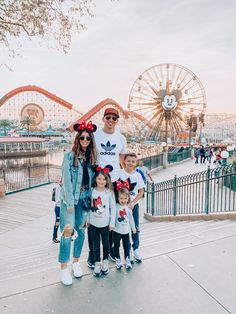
[0, 0, 236, 115]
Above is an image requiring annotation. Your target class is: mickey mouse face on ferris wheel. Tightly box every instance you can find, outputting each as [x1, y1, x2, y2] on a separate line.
[162, 95, 178, 111]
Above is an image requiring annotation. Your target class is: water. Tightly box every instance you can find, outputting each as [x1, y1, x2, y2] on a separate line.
[0, 147, 69, 169]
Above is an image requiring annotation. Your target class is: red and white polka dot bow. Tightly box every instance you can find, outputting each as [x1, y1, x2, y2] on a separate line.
[78, 121, 94, 132]
[116, 180, 130, 190]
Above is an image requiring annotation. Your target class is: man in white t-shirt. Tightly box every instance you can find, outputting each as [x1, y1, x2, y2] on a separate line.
[87, 107, 127, 267]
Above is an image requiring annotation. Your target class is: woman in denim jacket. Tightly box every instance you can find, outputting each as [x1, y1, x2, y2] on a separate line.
[59, 121, 97, 285]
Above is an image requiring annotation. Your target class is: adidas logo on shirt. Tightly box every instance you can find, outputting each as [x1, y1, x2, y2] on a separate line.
[100, 141, 116, 155]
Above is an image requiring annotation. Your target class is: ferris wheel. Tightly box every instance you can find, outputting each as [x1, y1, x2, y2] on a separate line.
[128, 63, 206, 142]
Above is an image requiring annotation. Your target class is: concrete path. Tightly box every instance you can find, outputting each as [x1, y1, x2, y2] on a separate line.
[0, 160, 236, 314]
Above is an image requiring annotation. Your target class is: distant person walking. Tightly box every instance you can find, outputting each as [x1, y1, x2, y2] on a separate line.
[194, 149, 200, 164]
[59, 121, 97, 286]
[136, 160, 153, 184]
[199, 145, 206, 164]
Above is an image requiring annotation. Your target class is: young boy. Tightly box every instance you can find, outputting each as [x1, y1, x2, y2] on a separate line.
[119, 153, 145, 262]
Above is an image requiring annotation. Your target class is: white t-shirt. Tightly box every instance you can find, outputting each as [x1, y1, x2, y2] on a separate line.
[94, 128, 127, 182]
[119, 169, 145, 201]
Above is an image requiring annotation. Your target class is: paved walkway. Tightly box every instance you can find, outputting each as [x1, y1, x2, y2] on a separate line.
[0, 160, 235, 314]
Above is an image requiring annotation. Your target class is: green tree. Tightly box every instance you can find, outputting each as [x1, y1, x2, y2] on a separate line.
[0, 0, 96, 56]
[20, 116, 35, 136]
[0, 119, 13, 136]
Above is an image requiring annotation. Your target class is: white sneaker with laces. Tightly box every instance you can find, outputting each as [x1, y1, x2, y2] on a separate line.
[101, 259, 109, 275]
[93, 262, 102, 277]
[115, 258, 123, 269]
[60, 268, 72, 286]
[134, 249, 142, 263]
[125, 257, 132, 269]
[72, 262, 83, 278]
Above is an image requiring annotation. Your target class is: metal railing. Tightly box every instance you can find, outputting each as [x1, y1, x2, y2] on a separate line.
[142, 154, 163, 170]
[0, 151, 192, 194]
[168, 150, 191, 163]
[0, 164, 61, 194]
[146, 164, 236, 216]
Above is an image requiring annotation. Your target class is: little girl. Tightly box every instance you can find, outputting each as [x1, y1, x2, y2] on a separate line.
[113, 183, 136, 270]
[87, 165, 116, 277]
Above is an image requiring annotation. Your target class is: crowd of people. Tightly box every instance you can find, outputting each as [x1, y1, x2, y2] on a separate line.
[194, 145, 223, 165]
[52, 107, 153, 286]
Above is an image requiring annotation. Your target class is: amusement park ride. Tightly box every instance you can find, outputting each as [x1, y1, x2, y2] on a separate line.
[128, 63, 206, 144]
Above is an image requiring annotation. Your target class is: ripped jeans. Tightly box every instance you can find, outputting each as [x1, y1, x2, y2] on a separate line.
[58, 193, 88, 263]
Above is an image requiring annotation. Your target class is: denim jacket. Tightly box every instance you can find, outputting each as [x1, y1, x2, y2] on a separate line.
[61, 151, 94, 209]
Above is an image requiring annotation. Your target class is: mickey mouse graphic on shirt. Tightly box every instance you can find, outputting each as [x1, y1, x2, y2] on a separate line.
[127, 177, 137, 197]
[118, 208, 128, 223]
[91, 196, 106, 214]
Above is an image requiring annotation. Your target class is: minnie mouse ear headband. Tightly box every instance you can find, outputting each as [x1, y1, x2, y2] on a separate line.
[73, 120, 97, 133]
[96, 164, 113, 175]
[115, 179, 130, 191]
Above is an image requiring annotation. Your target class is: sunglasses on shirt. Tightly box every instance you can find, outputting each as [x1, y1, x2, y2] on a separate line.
[79, 136, 92, 141]
[105, 115, 118, 122]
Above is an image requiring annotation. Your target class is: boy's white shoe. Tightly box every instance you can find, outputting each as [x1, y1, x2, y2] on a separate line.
[60, 268, 72, 286]
[125, 257, 132, 269]
[93, 262, 102, 277]
[115, 258, 123, 269]
[134, 249, 142, 263]
[72, 262, 83, 278]
[101, 259, 109, 275]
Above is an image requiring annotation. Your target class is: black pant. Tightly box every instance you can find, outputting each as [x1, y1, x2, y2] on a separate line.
[113, 232, 130, 259]
[90, 224, 109, 262]
[52, 206, 60, 240]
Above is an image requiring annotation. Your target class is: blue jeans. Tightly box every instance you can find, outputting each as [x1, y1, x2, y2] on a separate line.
[58, 192, 89, 263]
[132, 204, 140, 250]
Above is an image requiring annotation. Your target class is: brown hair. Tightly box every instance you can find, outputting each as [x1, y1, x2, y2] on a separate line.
[94, 171, 113, 191]
[117, 187, 131, 204]
[72, 131, 96, 166]
[124, 152, 137, 160]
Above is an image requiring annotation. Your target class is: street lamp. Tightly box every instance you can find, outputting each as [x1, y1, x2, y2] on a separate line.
[227, 145, 234, 157]
[221, 150, 229, 166]
[161, 141, 167, 152]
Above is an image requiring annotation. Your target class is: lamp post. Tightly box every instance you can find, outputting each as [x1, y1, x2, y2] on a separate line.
[162, 141, 168, 169]
[221, 150, 229, 166]
[227, 145, 234, 157]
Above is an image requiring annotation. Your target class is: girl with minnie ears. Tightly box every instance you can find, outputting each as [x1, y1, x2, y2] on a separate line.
[87, 165, 116, 277]
[113, 181, 136, 270]
[58, 120, 97, 286]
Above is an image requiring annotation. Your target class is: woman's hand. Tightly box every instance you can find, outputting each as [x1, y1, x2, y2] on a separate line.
[67, 207, 74, 213]
[86, 221, 90, 227]
[132, 228, 136, 234]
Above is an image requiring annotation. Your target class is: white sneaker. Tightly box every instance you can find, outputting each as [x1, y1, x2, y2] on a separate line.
[101, 259, 109, 275]
[134, 249, 142, 263]
[115, 258, 123, 270]
[60, 268, 72, 286]
[72, 262, 83, 278]
[93, 262, 102, 277]
[125, 257, 132, 269]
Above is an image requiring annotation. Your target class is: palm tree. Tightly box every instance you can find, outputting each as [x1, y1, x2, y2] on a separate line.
[20, 116, 34, 136]
[0, 119, 13, 136]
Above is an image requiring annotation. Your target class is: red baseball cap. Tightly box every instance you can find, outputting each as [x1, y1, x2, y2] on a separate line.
[104, 107, 120, 118]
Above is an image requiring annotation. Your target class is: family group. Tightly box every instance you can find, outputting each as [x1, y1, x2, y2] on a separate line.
[52, 107, 152, 286]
